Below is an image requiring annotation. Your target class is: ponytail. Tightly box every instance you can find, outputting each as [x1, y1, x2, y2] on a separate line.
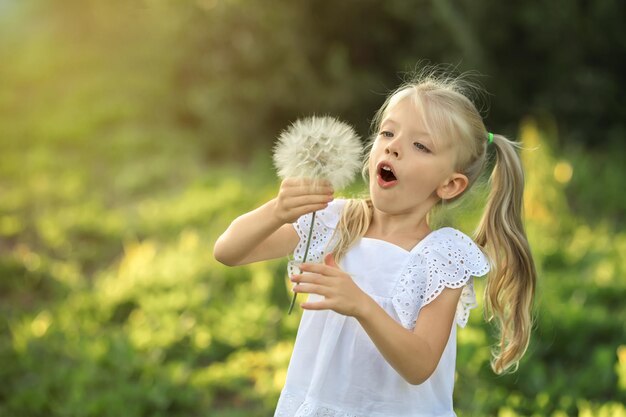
[474, 134, 537, 374]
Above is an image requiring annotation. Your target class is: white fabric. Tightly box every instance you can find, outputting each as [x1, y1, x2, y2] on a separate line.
[275, 198, 491, 417]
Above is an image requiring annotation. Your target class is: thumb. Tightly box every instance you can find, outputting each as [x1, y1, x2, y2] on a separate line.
[324, 252, 338, 268]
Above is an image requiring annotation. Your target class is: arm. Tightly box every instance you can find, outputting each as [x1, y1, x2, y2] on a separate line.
[213, 178, 334, 266]
[355, 287, 462, 385]
[213, 198, 295, 266]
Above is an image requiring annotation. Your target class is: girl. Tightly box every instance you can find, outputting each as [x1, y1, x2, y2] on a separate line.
[213, 68, 537, 417]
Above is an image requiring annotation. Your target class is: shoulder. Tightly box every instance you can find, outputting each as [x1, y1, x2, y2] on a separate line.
[393, 227, 490, 329]
[421, 227, 491, 280]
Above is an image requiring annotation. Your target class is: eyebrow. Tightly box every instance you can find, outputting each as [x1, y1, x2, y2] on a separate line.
[382, 118, 399, 126]
[381, 118, 432, 139]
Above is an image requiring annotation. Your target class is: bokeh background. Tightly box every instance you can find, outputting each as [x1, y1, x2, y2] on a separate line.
[1, 1, 625, 416]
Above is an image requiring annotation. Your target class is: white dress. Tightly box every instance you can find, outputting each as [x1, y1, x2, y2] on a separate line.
[274, 198, 491, 417]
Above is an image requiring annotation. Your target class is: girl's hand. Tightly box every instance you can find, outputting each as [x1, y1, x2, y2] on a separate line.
[291, 253, 371, 318]
[272, 177, 334, 224]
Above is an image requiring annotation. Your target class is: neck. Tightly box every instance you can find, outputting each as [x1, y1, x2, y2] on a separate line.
[367, 200, 434, 240]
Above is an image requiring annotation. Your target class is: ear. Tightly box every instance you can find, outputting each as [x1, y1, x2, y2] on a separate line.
[436, 173, 468, 201]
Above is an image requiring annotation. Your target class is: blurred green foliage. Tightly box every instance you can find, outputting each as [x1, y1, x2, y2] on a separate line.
[1, 1, 625, 416]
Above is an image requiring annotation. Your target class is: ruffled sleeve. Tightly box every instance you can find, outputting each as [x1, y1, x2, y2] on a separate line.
[392, 227, 491, 329]
[291, 198, 347, 265]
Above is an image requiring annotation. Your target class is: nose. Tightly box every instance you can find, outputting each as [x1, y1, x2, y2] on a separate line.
[385, 139, 400, 158]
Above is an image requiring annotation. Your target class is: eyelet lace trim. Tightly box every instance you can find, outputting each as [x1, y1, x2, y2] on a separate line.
[291, 200, 345, 274]
[275, 391, 360, 417]
[392, 228, 491, 329]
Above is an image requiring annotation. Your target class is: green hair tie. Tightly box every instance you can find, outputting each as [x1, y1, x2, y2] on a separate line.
[488, 132, 494, 144]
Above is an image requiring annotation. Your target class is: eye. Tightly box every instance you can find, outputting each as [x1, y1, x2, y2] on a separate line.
[379, 131, 393, 138]
[413, 142, 431, 153]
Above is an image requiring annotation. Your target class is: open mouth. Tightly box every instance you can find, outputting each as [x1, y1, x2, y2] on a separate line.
[379, 165, 397, 182]
[377, 162, 398, 188]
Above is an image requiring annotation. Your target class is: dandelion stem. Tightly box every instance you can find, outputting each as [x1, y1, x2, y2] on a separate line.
[288, 211, 316, 315]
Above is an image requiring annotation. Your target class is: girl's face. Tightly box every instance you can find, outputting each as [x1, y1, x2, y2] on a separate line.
[368, 95, 466, 214]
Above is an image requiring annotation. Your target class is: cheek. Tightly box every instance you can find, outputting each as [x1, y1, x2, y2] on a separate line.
[371, 138, 383, 151]
[368, 147, 376, 159]
[409, 163, 445, 188]
[367, 146, 379, 168]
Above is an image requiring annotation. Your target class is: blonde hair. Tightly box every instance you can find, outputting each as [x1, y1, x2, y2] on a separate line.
[330, 66, 537, 375]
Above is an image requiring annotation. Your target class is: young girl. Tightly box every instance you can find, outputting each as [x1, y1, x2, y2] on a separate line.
[213, 69, 537, 417]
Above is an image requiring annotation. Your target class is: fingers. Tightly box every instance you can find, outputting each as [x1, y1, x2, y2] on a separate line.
[301, 301, 328, 310]
[292, 282, 329, 297]
[283, 177, 333, 188]
[292, 271, 331, 297]
[300, 262, 335, 274]
[274, 177, 335, 223]
[278, 196, 331, 213]
[282, 200, 331, 222]
[288, 194, 334, 207]
[284, 187, 334, 201]
[290, 272, 324, 285]
[291, 271, 333, 297]
[282, 177, 335, 195]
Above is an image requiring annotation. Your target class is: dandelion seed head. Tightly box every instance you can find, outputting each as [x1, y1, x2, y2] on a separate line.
[272, 116, 363, 190]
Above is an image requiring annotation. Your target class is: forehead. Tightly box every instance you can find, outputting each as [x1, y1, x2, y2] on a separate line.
[382, 93, 425, 128]
[380, 91, 450, 150]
